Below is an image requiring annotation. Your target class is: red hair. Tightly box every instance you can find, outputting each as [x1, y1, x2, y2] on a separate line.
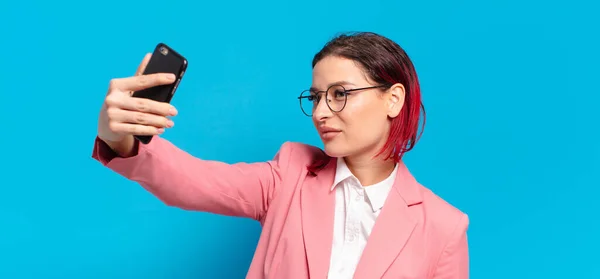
[308, 32, 426, 173]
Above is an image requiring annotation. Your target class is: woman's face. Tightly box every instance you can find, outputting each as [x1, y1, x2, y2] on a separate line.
[311, 55, 405, 161]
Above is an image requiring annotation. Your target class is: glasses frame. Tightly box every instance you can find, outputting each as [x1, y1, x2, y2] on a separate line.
[297, 84, 389, 117]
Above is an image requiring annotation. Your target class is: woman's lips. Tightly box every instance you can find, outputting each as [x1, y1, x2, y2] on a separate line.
[319, 126, 342, 140]
[321, 131, 341, 140]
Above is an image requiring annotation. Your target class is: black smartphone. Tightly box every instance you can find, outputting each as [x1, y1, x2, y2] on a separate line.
[132, 43, 187, 144]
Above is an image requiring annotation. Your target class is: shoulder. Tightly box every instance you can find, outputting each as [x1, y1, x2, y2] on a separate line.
[275, 141, 324, 157]
[416, 183, 469, 243]
[271, 141, 330, 169]
[398, 162, 468, 237]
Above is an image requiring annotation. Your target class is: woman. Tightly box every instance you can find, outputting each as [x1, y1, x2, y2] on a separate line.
[93, 32, 469, 279]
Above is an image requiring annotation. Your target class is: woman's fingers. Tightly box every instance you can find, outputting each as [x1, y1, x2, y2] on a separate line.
[108, 122, 165, 136]
[98, 54, 179, 145]
[107, 107, 174, 128]
[109, 73, 176, 92]
[105, 93, 177, 117]
[100, 59, 178, 140]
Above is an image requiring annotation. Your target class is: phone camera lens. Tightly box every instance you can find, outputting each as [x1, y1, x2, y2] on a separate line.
[159, 46, 168, 55]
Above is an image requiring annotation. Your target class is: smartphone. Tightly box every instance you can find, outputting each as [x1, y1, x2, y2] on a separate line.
[132, 43, 187, 144]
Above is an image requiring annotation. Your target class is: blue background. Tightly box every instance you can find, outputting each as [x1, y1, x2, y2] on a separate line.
[1, 0, 598, 278]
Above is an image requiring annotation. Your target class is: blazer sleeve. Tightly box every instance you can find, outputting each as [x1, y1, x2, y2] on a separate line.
[91, 136, 291, 222]
[432, 214, 470, 279]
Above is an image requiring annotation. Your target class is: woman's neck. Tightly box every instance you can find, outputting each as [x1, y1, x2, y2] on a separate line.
[344, 154, 396, 187]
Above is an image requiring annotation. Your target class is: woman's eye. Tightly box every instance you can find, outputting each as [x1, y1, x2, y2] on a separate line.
[334, 90, 347, 98]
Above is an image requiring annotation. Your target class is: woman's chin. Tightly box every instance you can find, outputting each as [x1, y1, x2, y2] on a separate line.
[322, 143, 349, 158]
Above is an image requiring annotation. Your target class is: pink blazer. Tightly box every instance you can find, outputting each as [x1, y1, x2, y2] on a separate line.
[92, 137, 469, 279]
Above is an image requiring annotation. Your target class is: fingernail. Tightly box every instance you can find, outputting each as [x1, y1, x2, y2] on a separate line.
[158, 128, 165, 134]
[167, 120, 174, 128]
[167, 74, 176, 81]
[169, 106, 178, 116]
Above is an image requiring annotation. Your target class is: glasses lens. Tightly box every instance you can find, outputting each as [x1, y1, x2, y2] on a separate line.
[299, 90, 316, 116]
[326, 85, 347, 112]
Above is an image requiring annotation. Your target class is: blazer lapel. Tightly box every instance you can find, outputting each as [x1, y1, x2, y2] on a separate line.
[353, 161, 424, 279]
[300, 157, 337, 279]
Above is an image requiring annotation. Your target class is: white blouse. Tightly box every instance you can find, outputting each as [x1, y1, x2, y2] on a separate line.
[327, 158, 398, 279]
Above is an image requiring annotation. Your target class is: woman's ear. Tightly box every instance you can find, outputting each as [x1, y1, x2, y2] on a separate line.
[387, 83, 405, 118]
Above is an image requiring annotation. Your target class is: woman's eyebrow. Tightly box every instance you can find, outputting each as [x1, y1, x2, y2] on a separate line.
[309, 80, 356, 92]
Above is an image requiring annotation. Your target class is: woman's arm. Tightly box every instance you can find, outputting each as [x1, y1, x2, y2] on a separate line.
[92, 136, 292, 222]
[92, 54, 293, 222]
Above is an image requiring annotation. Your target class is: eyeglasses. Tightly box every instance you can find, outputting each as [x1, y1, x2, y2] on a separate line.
[298, 84, 388, 117]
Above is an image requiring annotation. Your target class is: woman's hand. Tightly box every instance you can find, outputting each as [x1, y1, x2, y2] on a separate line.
[97, 54, 178, 156]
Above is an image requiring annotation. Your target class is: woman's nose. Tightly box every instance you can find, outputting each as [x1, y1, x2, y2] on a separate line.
[312, 95, 333, 120]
